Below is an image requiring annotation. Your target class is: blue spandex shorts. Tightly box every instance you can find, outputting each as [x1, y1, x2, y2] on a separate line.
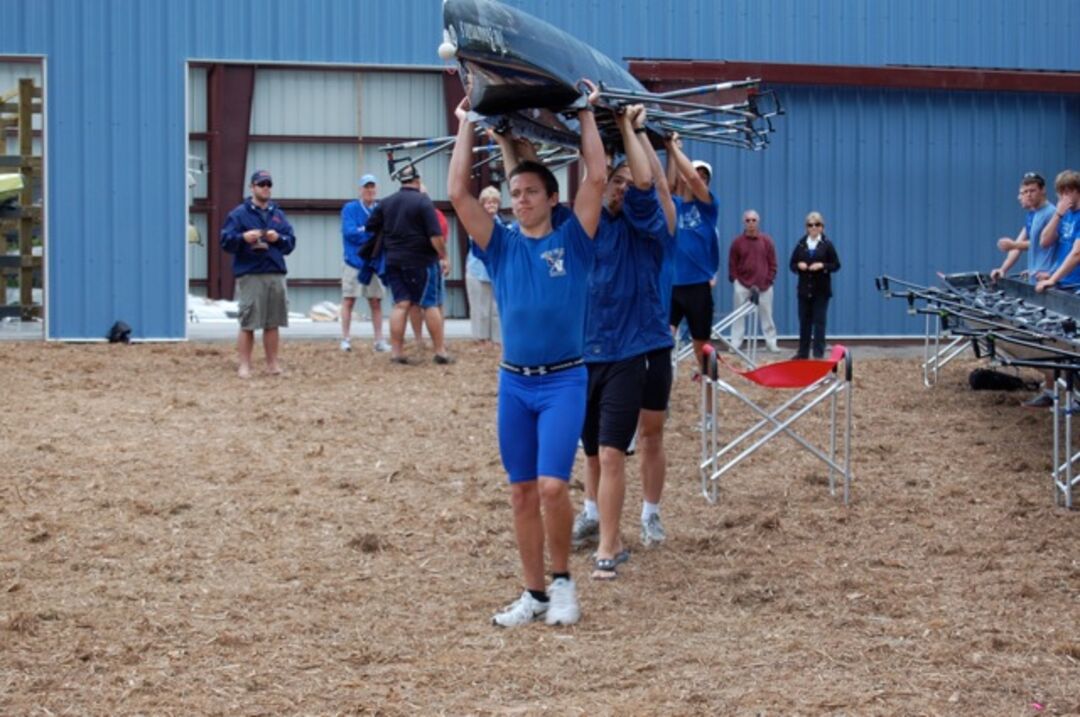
[497, 365, 587, 483]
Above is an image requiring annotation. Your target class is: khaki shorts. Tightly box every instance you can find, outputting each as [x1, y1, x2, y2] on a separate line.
[237, 273, 289, 330]
[342, 264, 384, 300]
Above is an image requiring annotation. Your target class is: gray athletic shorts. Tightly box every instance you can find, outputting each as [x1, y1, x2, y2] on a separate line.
[237, 273, 289, 331]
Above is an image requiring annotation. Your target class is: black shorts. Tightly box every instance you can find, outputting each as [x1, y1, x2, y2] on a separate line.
[385, 264, 441, 307]
[581, 354, 647, 456]
[669, 282, 714, 341]
[641, 347, 673, 412]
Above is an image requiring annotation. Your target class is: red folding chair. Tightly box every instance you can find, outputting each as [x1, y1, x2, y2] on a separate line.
[699, 344, 854, 505]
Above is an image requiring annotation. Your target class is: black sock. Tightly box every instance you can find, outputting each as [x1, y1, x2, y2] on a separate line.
[529, 589, 549, 603]
[552, 572, 570, 582]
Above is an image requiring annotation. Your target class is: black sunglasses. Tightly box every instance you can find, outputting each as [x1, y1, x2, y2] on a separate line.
[255, 180, 273, 188]
[807, 222, 823, 227]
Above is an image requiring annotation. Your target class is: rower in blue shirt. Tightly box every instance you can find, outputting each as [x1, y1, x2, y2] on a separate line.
[568, 104, 677, 579]
[448, 82, 607, 629]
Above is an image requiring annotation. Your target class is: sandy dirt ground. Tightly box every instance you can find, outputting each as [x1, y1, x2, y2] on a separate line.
[1, 340, 1078, 716]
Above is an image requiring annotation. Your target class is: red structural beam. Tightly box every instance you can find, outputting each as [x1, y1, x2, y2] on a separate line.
[205, 64, 255, 301]
[627, 60, 1080, 94]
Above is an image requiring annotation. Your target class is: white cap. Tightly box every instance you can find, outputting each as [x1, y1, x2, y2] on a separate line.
[691, 160, 712, 180]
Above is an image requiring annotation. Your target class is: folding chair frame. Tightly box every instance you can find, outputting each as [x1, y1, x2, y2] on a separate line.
[699, 348, 854, 505]
[673, 296, 763, 376]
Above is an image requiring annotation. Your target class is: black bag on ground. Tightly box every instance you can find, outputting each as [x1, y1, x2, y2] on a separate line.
[968, 368, 1037, 392]
[107, 321, 132, 343]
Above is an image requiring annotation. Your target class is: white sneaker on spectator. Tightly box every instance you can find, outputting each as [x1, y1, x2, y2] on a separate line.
[340, 338, 351, 352]
[492, 591, 548, 628]
[766, 341, 780, 353]
[545, 578, 580, 626]
[571, 511, 599, 548]
[373, 339, 391, 353]
[641, 513, 667, 547]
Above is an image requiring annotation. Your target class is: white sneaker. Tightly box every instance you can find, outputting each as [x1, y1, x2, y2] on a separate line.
[641, 513, 667, 547]
[373, 339, 391, 353]
[766, 342, 780, 353]
[545, 578, 580, 626]
[571, 511, 599, 548]
[492, 591, 548, 628]
[339, 338, 351, 352]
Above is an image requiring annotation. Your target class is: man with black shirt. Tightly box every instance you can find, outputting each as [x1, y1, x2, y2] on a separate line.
[364, 165, 452, 364]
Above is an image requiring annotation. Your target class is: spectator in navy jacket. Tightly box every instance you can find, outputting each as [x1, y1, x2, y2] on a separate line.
[220, 170, 296, 378]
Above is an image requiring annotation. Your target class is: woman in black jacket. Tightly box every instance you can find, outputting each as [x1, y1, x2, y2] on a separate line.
[789, 211, 841, 359]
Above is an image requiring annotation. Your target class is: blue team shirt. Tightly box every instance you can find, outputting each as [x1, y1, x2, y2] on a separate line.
[1026, 203, 1057, 280]
[672, 194, 720, 286]
[480, 214, 596, 365]
[584, 185, 675, 362]
[1051, 208, 1080, 287]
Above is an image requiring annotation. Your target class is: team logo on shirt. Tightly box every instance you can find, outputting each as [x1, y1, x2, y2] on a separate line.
[540, 248, 566, 277]
[679, 206, 702, 230]
[1063, 215, 1078, 243]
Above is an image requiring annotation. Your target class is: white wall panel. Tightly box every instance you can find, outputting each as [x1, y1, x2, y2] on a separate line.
[281, 214, 341, 279]
[251, 69, 360, 136]
[246, 142, 361, 199]
[360, 71, 445, 139]
[187, 66, 206, 133]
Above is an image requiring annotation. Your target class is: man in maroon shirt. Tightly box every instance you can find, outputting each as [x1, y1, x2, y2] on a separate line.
[728, 209, 779, 352]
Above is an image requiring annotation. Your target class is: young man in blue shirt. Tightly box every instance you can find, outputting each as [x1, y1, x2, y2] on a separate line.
[571, 105, 676, 578]
[1034, 170, 1080, 293]
[220, 170, 296, 378]
[666, 135, 721, 421]
[340, 174, 390, 352]
[448, 84, 606, 628]
[990, 172, 1057, 284]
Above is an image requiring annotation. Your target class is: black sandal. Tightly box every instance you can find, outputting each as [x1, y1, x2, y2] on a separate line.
[591, 557, 619, 580]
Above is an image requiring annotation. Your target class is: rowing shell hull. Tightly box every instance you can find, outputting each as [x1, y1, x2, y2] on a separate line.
[443, 0, 648, 146]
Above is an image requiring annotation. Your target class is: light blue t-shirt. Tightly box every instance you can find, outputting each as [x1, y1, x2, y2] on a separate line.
[480, 214, 596, 365]
[672, 194, 720, 286]
[1026, 202, 1057, 280]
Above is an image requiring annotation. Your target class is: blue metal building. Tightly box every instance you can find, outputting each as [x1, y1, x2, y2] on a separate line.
[0, 0, 1077, 339]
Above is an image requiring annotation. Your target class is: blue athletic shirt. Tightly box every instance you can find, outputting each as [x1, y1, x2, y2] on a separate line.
[672, 194, 720, 286]
[480, 213, 596, 366]
[1026, 202, 1057, 281]
[584, 185, 675, 362]
[1051, 208, 1080, 286]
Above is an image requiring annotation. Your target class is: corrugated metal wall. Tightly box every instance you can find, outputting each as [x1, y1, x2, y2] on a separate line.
[695, 86, 1079, 336]
[0, 0, 1076, 338]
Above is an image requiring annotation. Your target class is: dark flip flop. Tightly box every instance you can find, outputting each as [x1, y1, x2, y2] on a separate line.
[591, 557, 619, 581]
[591, 549, 630, 581]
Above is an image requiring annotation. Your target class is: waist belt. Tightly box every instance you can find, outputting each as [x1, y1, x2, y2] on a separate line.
[499, 357, 584, 377]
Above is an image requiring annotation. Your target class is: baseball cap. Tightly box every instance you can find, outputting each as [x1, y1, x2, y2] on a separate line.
[359, 173, 377, 187]
[691, 160, 712, 180]
[398, 164, 420, 183]
[250, 169, 272, 184]
[1021, 171, 1045, 188]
